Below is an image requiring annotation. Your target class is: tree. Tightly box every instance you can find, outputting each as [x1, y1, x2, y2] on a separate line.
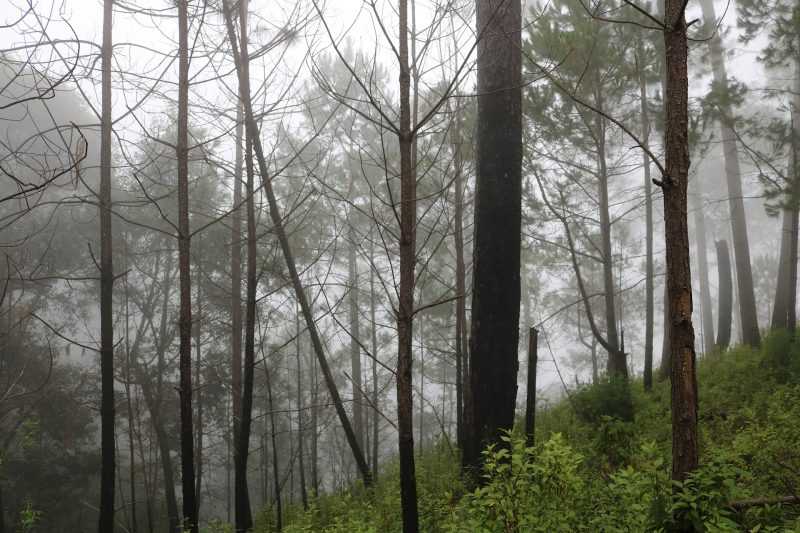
[662, 0, 698, 491]
[98, 0, 115, 531]
[699, 0, 760, 347]
[175, 1, 198, 530]
[464, 0, 522, 474]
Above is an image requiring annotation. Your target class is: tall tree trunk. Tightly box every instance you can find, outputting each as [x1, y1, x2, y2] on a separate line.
[418, 321, 424, 453]
[194, 270, 204, 511]
[221, 1, 371, 485]
[692, 184, 715, 354]
[596, 105, 624, 376]
[295, 311, 308, 510]
[176, 2, 197, 530]
[123, 245, 138, 533]
[663, 0, 699, 492]
[348, 222, 364, 453]
[524, 328, 538, 447]
[772, 66, 800, 333]
[397, 0, 420, 530]
[636, 42, 655, 390]
[98, 0, 115, 530]
[264, 361, 282, 531]
[451, 104, 467, 451]
[464, 0, 522, 474]
[230, 91, 243, 526]
[699, 0, 760, 347]
[369, 232, 380, 478]
[716, 240, 733, 349]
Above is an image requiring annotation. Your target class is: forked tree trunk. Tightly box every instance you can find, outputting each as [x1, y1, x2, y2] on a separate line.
[699, 0, 760, 347]
[98, 0, 115, 531]
[663, 0, 699, 493]
[716, 240, 733, 350]
[465, 0, 522, 475]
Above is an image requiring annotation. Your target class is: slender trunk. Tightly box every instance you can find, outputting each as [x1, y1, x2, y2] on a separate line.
[699, 0, 760, 347]
[692, 186, 715, 354]
[221, 2, 371, 484]
[596, 107, 623, 376]
[264, 362, 282, 531]
[194, 270, 204, 511]
[397, 1, 419, 530]
[348, 222, 364, 453]
[176, 2, 197, 530]
[663, 0, 699, 492]
[636, 43, 655, 390]
[124, 246, 138, 533]
[369, 232, 380, 477]
[452, 104, 466, 451]
[295, 311, 308, 510]
[465, 0, 522, 474]
[772, 65, 800, 332]
[716, 240, 733, 350]
[230, 88, 243, 524]
[98, 0, 115, 530]
[524, 328, 538, 448]
[235, 2, 254, 529]
[418, 322, 424, 452]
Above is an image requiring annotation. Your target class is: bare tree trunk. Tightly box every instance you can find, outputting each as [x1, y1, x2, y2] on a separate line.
[176, 2, 198, 530]
[264, 361, 282, 531]
[348, 222, 365, 453]
[699, 0, 760, 347]
[636, 43, 655, 390]
[663, 0, 699, 491]
[397, 0, 420, 530]
[451, 104, 467, 451]
[418, 321, 425, 453]
[295, 311, 308, 510]
[230, 93, 243, 524]
[692, 185, 715, 354]
[524, 328, 538, 447]
[464, 0, 522, 475]
[221, 1, 372, 485]
[369, 232, 380, 477]
[98, 0, 115, 530]
[596, 106, 623, 376]
[123, 245, 138, 533]
[194, 269, 204, 512]
[232, 3, 256, 530]
[772, 67, 800, 333]
[716, 240, 733, 350]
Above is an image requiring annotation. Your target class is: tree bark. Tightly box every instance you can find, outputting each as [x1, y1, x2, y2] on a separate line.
[221, 0, 371, 485]
[692, 184, 715, 354]
[699, 0, 760, 347]
[464, 0, 522, 474]
[176, 2, 198, 530]
[98, 0, 115, 531]
[635, 42, 655, 390]
[295, 311, 308, 510]
[524, 328, 538, 448]
[230, 83, 243, 526]
[264, 361, 282, 531]
[369, 232, 380, 478]
[716, 240, 733, 349]
[772, 65, 800, 333]
[348, 221, 365, 453]
[397, 0, 420, 530]
[451, 104, 467, 451]
[663, 0, 699, 492]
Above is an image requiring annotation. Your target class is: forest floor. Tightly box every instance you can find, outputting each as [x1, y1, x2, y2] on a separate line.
[247, 330, 800, 532]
